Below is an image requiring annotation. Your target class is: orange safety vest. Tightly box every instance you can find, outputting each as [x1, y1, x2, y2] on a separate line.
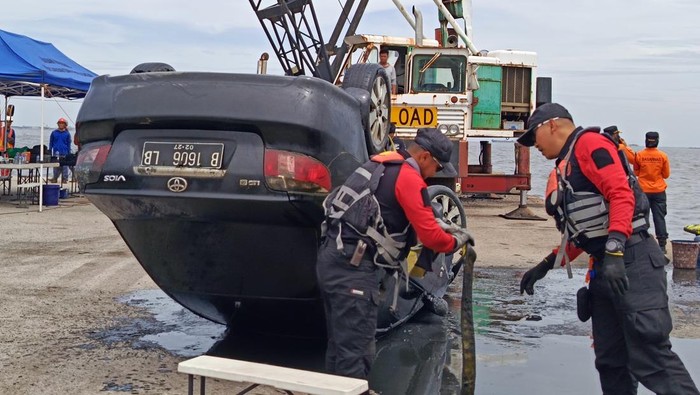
[634, 147, 670, 193]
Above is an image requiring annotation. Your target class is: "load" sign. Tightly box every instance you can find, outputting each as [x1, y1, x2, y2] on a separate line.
[391, 106, 438, 128]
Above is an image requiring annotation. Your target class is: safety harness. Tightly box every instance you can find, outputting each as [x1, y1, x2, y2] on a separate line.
[321, 152, 414, 312]
[549, 128, 650, 277]
[321, 152, 411, 267]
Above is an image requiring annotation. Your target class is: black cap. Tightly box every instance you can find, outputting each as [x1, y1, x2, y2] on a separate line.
[414, 128, 457, 176]
[517, 103, 574, 147]
[603, 125, 619, 135]
[645, 131, 659, 148]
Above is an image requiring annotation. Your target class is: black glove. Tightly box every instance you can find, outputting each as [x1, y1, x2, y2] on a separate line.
[602, 234, 629, 296]
[520, 252, 556, 295]
[452, 228, 475, 252]
[602, 251, 628, 295]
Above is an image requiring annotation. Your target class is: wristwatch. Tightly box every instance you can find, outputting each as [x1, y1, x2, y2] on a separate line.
[605, 238, 625, 254]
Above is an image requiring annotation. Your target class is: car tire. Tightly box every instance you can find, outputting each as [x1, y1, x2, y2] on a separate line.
[130, 62, 176, 74]
[428, 185, 468, 279]
[342, 63, 391, 155]
[428, 185, 467, 229]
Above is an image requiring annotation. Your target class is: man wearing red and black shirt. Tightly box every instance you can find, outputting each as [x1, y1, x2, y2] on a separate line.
[517, 103, 697, 394]
[316, 128, 473, 380]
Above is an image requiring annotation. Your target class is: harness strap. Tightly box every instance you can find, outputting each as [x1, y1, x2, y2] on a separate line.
[555, 228, 573, 279]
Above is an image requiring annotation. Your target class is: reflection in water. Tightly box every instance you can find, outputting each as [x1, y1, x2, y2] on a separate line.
[113, 266, 700, 395]
[370, 312, 460, 395]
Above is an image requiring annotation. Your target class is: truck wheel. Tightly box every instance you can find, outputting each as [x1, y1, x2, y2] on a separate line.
[342, 64, 391, 155]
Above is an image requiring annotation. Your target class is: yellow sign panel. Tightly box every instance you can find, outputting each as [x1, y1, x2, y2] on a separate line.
[391, 106, 438, 128]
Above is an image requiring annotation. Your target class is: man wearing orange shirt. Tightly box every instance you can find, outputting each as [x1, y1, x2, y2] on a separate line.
[635, 131, 670, 253]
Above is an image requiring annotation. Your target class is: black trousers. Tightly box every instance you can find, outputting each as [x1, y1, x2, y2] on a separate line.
[646, 191, 669, 241]
[316, 238, 378, 380]
[589, 236, 698, 394]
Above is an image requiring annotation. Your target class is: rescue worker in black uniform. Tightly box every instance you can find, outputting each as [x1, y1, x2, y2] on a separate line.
[316, 128, 474, 380]
[518, 103, 698, 395]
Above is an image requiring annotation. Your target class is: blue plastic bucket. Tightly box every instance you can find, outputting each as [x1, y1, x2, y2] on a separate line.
[42, 184, 60, 206]
[59, 188, 69, 199]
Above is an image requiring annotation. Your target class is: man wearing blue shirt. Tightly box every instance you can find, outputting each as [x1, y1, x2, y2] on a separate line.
[49, 118, 72, 183]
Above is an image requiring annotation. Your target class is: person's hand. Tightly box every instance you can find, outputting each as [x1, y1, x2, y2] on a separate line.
[452, 228, 475, 251]
[602, 251, 628, 295]
[602, 234, 629, 295]
[437, 218, 462, 234]
[520, 252, 556, 295]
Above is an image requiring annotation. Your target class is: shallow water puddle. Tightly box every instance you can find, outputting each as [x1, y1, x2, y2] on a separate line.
[109, 268, 700, 394]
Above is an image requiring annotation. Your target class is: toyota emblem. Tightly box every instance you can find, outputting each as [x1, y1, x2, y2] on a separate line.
[167, 177, 188, 192]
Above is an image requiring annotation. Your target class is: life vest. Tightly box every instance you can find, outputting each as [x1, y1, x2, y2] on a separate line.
[546, 128, 650, 274]
[321, 151, 411, 268]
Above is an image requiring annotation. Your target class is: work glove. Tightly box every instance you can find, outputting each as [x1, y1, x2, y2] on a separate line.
[520, 252, 556, 295]
[452, 228, 475, 252]
[437, 218, 462, 234]
[602, 251, 628, 296]
[602, 233, 629, 296]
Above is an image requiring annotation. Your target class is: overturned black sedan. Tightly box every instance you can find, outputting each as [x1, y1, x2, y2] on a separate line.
[75, 64, 467, 338]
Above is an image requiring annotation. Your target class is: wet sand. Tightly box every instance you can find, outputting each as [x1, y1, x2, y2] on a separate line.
[0, 194, 698, 394]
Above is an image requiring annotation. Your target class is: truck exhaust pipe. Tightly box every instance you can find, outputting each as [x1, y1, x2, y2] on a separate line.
[413, 6, 424, 46]
[257, 52, 269, 75]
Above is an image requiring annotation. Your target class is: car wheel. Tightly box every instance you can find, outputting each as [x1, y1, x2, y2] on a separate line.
[428, 185, 468, 278]
[428, 185, 467, 229]
[342, 63, 391, 155]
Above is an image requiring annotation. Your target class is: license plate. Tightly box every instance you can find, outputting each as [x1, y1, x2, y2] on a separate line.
[141, 142, 224, 169]
[391, 106, 438, 128]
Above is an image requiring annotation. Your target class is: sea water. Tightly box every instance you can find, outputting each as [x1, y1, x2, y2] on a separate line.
[477, 141, 699, 242]
[14, 126, 698, 240]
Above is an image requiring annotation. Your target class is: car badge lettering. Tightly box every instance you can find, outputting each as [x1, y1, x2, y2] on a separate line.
[167, 177, 188, 193]
[103, 175, 126, 182]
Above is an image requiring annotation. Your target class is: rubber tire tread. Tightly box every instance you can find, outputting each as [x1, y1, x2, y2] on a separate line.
[342, 63, 390, 154]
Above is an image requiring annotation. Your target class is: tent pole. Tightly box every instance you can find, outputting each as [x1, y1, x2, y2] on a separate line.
[2, 95, 6, 153]
[39, 85, 44, 212]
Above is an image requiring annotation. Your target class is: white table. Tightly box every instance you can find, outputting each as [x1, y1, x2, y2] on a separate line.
[0, 162, 60, 197]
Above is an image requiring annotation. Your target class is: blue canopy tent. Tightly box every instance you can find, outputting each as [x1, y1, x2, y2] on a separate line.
[0, 29, 97, 210]
[0, 29, 97, 99]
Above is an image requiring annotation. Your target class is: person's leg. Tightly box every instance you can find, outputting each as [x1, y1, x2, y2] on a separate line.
[330, 291, 377, 380]
[623, 240, 699, 394]
[646, 192, 668, 250]
[589, 277, 637, 395]
[315, 239, 378, 379]
[61, 165, 70, 182]
[51, 167, 60, 183]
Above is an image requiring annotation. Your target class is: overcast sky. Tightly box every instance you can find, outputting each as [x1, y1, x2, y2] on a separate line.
[4, 0, 699, 147]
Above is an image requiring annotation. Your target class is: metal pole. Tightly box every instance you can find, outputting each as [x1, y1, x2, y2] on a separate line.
[39, 85, 44, 212]
[391, 0, 416, 30]
[2, 96, 7, 153]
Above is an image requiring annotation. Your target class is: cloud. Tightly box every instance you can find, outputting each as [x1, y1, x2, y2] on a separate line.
[2, 0, 700, 146]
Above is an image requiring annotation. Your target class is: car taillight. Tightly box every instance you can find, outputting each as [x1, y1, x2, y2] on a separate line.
[75, 141, 112, 186]
[264, 149, 331, 193]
